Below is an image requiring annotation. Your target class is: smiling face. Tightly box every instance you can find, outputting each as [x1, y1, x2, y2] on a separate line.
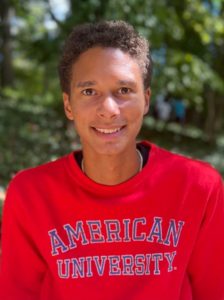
[63, 47, 150, 157]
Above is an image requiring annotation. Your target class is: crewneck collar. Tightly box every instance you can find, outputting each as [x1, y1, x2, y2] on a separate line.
[65, 141, 158, 196]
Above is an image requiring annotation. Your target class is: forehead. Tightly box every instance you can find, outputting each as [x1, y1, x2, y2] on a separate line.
[71, 47, 143, 84]
[75, 46, 136, 65]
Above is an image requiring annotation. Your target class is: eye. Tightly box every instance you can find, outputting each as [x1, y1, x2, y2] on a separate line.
[81, 88, 97, 96]
[118, 87, 131, 95]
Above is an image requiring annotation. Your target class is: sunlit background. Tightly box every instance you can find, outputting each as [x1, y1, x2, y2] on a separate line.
[1, 0, 224, 213]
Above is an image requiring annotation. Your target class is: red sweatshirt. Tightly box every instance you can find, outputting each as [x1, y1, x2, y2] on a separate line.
[1, 141, 224, 300]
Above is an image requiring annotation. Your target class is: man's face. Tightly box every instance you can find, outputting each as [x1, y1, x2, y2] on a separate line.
[63, 47, 150, 156]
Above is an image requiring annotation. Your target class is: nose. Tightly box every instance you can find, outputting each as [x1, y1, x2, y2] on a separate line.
[97, 94, 120, 119]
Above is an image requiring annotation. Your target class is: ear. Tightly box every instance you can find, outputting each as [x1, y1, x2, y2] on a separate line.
[144, 88, 151, 115]
[63, 92, 74, 121]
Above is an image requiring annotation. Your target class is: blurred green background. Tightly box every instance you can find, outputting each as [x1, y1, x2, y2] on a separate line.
[1, 0, 224, 207]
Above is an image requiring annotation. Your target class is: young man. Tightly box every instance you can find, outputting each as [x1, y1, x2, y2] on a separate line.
[1, 20, 224, 300]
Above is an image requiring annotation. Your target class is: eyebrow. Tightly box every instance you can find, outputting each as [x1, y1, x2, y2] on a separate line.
[117, 80, 137, 88]
[76, 81, 97, 88]
[75, 79, 138, 88]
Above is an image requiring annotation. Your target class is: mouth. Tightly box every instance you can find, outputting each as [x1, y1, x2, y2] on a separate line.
[91, 125, 126, 136]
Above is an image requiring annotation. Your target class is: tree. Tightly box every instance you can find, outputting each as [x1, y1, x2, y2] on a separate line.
[0, 0, 14, 87]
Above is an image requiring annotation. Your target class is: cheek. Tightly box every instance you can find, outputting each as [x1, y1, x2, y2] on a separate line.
[124, 100, 145, 122]
[72, 106, 91, 133]
[71, 101, 86, 120]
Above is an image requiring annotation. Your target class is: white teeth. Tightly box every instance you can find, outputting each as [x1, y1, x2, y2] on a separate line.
[95, 127, 122, 134]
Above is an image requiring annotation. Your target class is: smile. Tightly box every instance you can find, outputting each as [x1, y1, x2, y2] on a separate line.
[93, 126, 125, 134]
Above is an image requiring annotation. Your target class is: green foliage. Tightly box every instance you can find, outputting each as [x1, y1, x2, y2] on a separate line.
[1, 0, 224, 189]
[0, 92, 77, 187]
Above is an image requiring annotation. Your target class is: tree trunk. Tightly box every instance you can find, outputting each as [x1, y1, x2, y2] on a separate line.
[214, 95, 224, 133]
[204, 89, 216, 144]
[0, 0, 14, 88]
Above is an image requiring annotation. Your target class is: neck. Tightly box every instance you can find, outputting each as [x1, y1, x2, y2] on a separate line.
[81, 146, 142, 185]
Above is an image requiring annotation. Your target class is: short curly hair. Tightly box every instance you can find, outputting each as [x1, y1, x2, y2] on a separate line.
[58, 20, 153, 94]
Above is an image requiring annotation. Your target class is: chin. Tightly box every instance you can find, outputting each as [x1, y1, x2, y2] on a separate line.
[98, 139, 138, 157]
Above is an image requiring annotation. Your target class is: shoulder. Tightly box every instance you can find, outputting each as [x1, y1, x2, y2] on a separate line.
[7, 153, 71, 192]
[146, 141, 222, 190]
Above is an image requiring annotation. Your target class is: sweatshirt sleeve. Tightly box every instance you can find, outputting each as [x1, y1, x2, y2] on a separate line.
[0, 177, 46, 300]
[187, 173, 224, 300]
